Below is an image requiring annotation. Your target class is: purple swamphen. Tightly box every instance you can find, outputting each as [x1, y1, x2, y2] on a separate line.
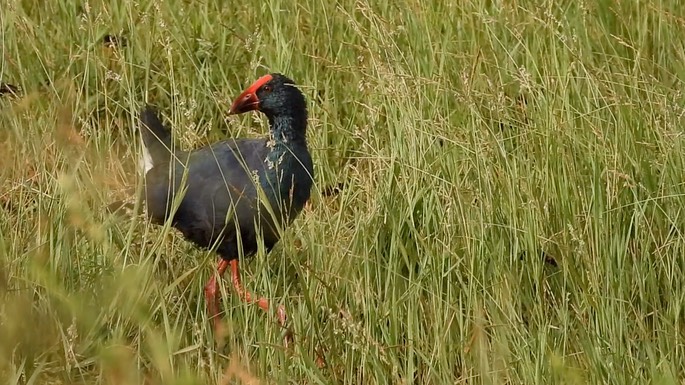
[139, 73, 313, 340]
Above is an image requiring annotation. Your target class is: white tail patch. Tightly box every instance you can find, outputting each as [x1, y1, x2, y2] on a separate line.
[139, 142, 154, 174]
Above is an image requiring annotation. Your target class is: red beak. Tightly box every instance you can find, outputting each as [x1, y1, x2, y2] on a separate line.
[229, 74, 273, 115]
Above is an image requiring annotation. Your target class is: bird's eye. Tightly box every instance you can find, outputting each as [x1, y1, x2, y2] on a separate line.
[262, 84, 272, 93]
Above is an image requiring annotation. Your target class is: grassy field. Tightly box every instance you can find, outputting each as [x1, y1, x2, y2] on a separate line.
[2, 0, 685, 383]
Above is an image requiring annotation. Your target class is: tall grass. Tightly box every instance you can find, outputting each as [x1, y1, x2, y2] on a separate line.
[1, 0, 685, 383]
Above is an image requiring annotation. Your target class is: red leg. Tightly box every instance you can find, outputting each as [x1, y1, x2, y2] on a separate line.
[204, 259, 230, 332]
[229, 259, 288, 326]
[204, 258, 291, 347]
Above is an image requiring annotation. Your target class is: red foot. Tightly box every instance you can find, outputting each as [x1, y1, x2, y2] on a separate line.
[204, 259, 291, 346]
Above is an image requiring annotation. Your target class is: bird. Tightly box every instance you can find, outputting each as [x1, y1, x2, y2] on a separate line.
[139, 73, 314, 340]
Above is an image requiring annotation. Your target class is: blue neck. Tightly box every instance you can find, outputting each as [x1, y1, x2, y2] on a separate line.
[268, 111, 307, 145]
[259, 114, 309, 198]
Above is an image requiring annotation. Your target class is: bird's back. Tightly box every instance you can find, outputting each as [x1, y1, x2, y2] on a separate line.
[144, 138, 312, 257]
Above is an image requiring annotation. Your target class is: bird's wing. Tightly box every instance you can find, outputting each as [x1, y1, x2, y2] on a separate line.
[186, 138, 270, 219]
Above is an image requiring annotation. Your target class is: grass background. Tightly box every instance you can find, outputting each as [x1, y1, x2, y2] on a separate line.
[2, 0, 685, 383]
